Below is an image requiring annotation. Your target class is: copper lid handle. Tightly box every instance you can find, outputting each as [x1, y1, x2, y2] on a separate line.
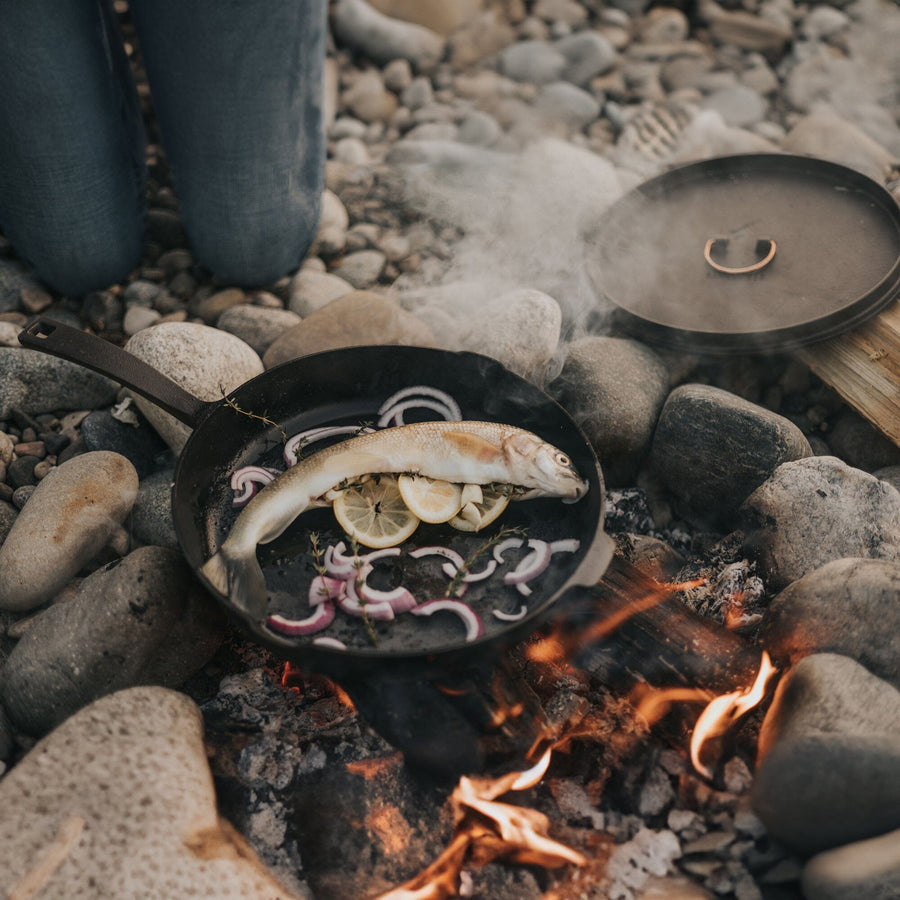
[704, 237, 776, 275]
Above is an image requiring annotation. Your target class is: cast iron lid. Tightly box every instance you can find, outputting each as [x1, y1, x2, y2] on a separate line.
[586, 153, 900, 353]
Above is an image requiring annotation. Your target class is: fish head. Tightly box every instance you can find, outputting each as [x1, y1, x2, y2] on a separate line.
[502, 432, 589, 502]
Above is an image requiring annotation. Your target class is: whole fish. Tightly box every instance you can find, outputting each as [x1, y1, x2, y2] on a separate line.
[200, 421, 588, 618]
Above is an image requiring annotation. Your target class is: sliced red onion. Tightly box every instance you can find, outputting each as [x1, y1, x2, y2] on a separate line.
[493, 537, 524, 564]
[309, 575, 346, 606]
[266, 602, 335, 636]
[283, 425, 375, 467]
[230, 466, 280, 507]
[346, 577, 418, 614]
[492, 604, 529, 622]
[409, 546, 465, 569]
[516, 582, 533, 597]
[549, 538, 581, 554]
[377, 386, 462, 421]
[313, 636, 347, 650]
[336, 591, 395, 621]
[503, 539, 552, 586]
[378, 398, 460, 428]
[411, 599, 484, 642]
[440, 559, 497, 582]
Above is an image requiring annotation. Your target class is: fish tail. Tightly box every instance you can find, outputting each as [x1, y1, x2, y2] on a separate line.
[200, 542, 268, 619]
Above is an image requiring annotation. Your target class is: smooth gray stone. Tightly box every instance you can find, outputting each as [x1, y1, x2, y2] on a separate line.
[0, 259, 41, 313]
[761, 558, 900, 690]
[216, 304, 303, 357]
[650, 383, 811, 528]
[331, 0, 444, 71]
[742, 456, 900, 591]
[130, 470, 179, 550]
[554, 31, 618, 86]
[0, 348, 119, 419]
[803, 827, 900, 900]
[499, 40, 567, 84]
[1, 546, 225, 735]
[753, 654, 900, 856]
[552, 337, 669, 486]
[0, 451, 138, 612]
[826, 409, 900, 472]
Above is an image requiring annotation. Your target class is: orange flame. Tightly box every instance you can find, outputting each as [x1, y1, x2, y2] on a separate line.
[373, 749, 584, 900]
[690, 651, 778, 779]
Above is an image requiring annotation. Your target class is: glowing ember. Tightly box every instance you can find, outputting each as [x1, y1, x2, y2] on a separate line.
[374, 749, 585, 900]
[690, 651, 778, 779]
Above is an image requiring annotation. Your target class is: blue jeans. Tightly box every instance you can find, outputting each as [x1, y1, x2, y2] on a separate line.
[0, 0, 325, 296]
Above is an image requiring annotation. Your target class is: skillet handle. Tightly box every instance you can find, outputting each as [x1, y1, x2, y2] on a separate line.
[18, 318, 211, 428]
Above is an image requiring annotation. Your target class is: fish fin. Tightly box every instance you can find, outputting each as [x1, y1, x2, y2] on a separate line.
[200, 545, 268, 619]
[501, 431, 541, 462]
[442, 431, 503, 463]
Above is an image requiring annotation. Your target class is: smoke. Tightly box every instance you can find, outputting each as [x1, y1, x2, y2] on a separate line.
[388, 136, 628, 353]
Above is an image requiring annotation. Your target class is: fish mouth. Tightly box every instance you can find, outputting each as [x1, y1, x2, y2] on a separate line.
[561, 479, 589, 504]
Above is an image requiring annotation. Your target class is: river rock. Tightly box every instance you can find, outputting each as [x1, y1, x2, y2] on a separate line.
[458, 288, 562, 384]
[216, 304, 303, 357]
[0, 451, 138, 612]
[499, 39, 567, 84]
[366, 0, 482, 35]
[637, 7, 690, 43]
[81, 406, 171, 479]
[447, 9, 517, 69]
[552, 337, 669, 486]
[311, 189, 349, 258]
[699, 0, 792, 57]
[0, 348, 119, 419]
[342, 69, 398, 123]
[130, 469, 179, 550]
[535, 81, 601, 129]
[782, 107, 900, 185]
[702, 84, 767, 127]
[332, 0, 445, 71]
[2, 546, 225, 735]
[753, 653, 900, 856]
[760, 558, 900, 690]
[263, 291, 435, 368]
[742, 456, 900, 591]
[803, 827, 900, 900]
[555, 31, 618, 86]
[0, 499, 17, 545]
[826, 409, 900, 471]
[124, 322, 264, 453]
[330, 249, 387, 288]
[650, 384, 811, 529]
[0, 687, 307, 899]
[288, 269, 354, 316]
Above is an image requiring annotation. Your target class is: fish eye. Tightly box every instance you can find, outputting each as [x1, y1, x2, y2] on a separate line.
[555, 452, 570, 467]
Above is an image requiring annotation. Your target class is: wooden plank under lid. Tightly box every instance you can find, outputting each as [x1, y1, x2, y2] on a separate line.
[796, 300, 900, 447]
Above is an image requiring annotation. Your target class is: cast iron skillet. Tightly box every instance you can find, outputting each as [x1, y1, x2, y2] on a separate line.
[19, 318, 613, 679]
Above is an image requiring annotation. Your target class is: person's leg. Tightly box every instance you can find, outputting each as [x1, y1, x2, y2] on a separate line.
[129, 0, 326, 286]
[0, 0, 145, 297]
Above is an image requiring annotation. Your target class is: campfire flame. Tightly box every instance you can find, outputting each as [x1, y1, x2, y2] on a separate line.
[373, 749, 584, 900]
[690, 651, 778, 779]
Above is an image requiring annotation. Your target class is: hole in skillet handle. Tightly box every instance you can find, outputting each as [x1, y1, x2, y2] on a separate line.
[177, 346, 610, 673]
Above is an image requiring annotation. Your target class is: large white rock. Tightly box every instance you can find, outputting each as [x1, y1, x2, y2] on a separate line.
[124, 322, 264, 453]
[0, 687, 306, 899]
[0, 451, 138, 612]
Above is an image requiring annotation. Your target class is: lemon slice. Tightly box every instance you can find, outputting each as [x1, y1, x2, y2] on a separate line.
[397, 475, 464, 524]
[332, 475, 420, 548]
[448, 485, 512, 532]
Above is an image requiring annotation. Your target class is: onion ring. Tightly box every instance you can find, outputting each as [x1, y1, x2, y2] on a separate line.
[440, 559, 497, 582]
[346, 576, 418, 614]
[308, 575, 347, 606]
[492, 604, 529, 622]
[336, 591, 395, 621]
[492, 537, 524, 564]
[230, 466, 280, 507]
[283, 425, 375, 467]
[377, 386, 462, 421]
[377, 398, 461, 428]
[411, 599, 484, 642]
[266, 602, 335, 636]
[409, 546, 465, 569]
[313, 636, 347, 650]
[503, 539, 552, 586]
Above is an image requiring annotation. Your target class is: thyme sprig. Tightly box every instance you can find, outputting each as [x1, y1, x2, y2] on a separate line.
[219, 386, 287, 443]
